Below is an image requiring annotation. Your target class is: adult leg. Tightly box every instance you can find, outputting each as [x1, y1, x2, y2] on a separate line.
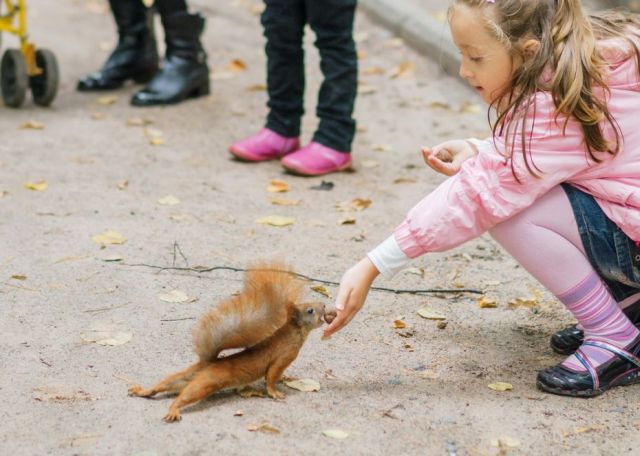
[306, 0, 357, 152]
[77, 0, 158, 91]
[131, 0, 209, 106]
[262, 0, 307, 137]
[489, 186, 640, 395]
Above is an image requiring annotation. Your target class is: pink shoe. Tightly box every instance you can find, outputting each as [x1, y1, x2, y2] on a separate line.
[281, 142, 353, 176]
[229, 128, 299, 162]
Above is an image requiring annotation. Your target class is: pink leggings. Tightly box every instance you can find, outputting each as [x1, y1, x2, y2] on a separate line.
[489, 186, 640, 311]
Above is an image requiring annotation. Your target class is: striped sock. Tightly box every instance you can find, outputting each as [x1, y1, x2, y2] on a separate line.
[559, 272, 639, 371]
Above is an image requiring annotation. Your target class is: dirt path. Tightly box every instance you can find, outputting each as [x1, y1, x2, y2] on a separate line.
[1, 1, 638, 454]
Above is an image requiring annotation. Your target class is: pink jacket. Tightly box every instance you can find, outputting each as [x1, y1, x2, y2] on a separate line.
[394, 45, 640, 258]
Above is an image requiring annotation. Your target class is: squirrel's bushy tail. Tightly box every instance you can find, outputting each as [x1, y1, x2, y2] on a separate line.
[192, 261, 305, 362]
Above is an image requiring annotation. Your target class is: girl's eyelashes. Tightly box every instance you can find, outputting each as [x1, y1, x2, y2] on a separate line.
[470, 56, 484, 63]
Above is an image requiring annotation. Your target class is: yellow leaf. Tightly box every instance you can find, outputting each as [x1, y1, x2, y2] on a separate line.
[285, 378, 320, 392]
[148, 137, 165, 146]
[267, 179, 289, 193]
[488, 382, 513, 391]
[373, 144, 393, 152]
[322, 429, 349, 439]
[508, 297, 539, 309]
[389, 61, 415, 79]
[126, 117, 153, 126]
[257, 216, 294, 227]
[80, 322, 132, 346]
[24, 180, 48, 191]
[460, 101, 482, 114]
[478, 297, 498, 308]
[96, 95, 118, 105]
[157, 195, 181, 206]
[229, 58, 247, 72]
[310, 285, 331, 298]
[403, 267, 425, 277]
[392, 319, 407, 329]
[247, 83, 267, 92]
[428, 101, 451, 110]
[417, 308, 446, 320]
[357, 83, 377, 95]
[491, 437, 521, 448]
[248, 423, 280, 434]
[393, 177, 416, 184]
[20, 120, 44, 130]
[11, 274, 27, 280]
[271, 197, 300, 206]
[91, 230, 126, 245]
[158, 290, 190, 303]
[363, 66, 385, 76]
[338, 217, 356, 225]
[234, 410, 244, 416]
[117, 180, 128, 190]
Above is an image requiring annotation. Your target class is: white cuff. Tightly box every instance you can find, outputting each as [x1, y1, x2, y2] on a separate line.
[367, 235, 411, 278]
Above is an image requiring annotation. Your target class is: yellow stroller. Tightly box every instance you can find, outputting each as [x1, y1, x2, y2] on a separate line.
[0, 0, 58, 107]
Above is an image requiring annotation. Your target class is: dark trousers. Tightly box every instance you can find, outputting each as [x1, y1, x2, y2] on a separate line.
[262, 0, 358, 152]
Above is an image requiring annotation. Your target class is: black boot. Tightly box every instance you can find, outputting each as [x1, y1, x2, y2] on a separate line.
[77, 0, 158, 91]
[131, 11, 209, 106]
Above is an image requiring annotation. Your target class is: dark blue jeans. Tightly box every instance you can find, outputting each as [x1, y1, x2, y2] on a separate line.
[562, 183, 640, 302]
[261, 0, 358, 152]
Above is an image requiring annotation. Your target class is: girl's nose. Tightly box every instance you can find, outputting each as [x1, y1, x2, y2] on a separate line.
[459, 63, 472, 80]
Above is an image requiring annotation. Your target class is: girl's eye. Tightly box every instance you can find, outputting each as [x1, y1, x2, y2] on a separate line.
[307, 308, 314, 315]
[470, 57, 483, 63]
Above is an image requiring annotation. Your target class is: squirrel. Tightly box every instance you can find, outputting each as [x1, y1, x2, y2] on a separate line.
[128, 261, 337, 422]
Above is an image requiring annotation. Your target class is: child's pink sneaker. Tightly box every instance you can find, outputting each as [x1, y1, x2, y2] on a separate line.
[281, 142, 353, 176]
[229, 128, 299, 162]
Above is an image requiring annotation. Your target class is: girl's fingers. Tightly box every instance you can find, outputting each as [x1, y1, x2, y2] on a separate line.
[323, 288, 352, 338]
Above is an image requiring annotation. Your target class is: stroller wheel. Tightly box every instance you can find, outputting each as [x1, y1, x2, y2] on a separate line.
[1, 49, 29, 108]
[30, 49, 59, 107]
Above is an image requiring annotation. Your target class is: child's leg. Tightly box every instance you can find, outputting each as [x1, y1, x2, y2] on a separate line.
[489, 186, 639, 371]
[306, 0, 358, 152]
[262, 0, 306, 137]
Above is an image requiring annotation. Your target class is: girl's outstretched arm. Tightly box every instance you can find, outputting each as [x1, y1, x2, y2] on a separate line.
[323, 257, 380, 338]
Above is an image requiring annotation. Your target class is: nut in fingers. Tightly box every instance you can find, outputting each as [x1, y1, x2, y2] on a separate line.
[323, 309, 338, 324]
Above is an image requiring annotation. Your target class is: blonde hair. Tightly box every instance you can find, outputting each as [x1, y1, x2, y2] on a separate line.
[450, 0, 640, 178]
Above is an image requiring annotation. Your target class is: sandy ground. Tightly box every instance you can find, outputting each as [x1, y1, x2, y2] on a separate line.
[1, 0, 639, 455]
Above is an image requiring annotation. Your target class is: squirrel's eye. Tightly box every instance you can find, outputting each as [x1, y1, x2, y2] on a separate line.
[306, 308, 314, 315]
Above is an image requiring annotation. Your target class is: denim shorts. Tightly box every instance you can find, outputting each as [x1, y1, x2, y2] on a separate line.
[562, 183, 640, 302]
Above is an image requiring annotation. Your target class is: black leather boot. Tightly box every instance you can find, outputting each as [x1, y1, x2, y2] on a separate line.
[131, 11, 209, 106]
[77, 0, 159, 91]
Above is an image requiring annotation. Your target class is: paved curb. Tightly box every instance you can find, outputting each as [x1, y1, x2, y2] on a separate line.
[358, 0, 461, 78]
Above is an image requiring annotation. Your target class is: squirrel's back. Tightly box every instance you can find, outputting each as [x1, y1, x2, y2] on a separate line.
[192, 262, 304, 362]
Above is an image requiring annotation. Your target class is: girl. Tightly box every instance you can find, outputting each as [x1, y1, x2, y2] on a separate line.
[228, 0, 358, 176]
[324, 0, 640, 397]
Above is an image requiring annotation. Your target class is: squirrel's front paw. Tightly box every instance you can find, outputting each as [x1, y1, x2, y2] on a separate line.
[164, 408, 182, 422]
[267, 389, 286, 400]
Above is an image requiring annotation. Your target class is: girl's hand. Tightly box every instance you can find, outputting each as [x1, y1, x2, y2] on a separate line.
[322, 257, 380, 339]
[422, 140, 478, 176]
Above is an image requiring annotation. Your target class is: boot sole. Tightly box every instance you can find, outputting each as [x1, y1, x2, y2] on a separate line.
[282, 162, 354, 177]
[536, 367, 640, 397]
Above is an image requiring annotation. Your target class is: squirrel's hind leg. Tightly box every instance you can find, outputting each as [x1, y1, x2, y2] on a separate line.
[164, 364, 233, 422]
[128, 362, 206, 398]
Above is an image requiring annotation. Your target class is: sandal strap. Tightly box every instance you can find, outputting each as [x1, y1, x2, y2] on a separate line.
[574, 348, 599, 390]
[582, 339, 640, 368]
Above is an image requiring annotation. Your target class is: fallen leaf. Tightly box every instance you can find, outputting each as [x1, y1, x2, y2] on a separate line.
[247, 83, 267, 92]
[157, 195, 181, 206]
[373, 144, 393, 152]
[392, 319, 407, 329]
[322, 429, 349, 439]
[100, 254, 123, 262]
[90, 112, 107, 120]
[126, 117, 153, 126]
[478, 297, 498, 308]
[393, 177, 416, 184]
[169, 213, 187, 221]
[417, 308, 446, 320]
[11, 274, 26, 280]
[20, 120, 44, 130]
[361, 159, 379, 168]
[248, 423, 280, 434]
[96, 95, 118, 105]
[0, 190, 8, 197]
[357, 49, 367, 60]
[285, 378, 320, 392]
[491, 437, 520, 448]
[363, 66, 385, 76]
[310, 285, 331, 298]
[358, 83, 377, 95]
[488, 382, 513, 392]
[257, 216, 294, 227]
[24, 180, 48, 191]
[158, 290, 190, 303]
[271, 197, 300, 206]
[403, 267, 425, 277]
[338, 217, 356, 225]
[117, 180, 128, 190]
[460, 101, 482, 114]
[80, 322, 132, 346]
[508, 297, 539, 309]
[91, 230, 126, 246]
[563, 424, 607, 437]
[428, 101, 451, 110]
[389, 61, 415, 79]
[267, 179, 289, 193]
[335, 198, 371, 212]
[229, 58, 247, 72]
[234, 410, 244, 417]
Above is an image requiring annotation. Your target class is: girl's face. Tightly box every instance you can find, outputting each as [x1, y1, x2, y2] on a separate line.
[450, 5, 517, 105]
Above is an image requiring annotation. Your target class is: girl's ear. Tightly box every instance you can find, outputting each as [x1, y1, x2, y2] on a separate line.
[522, 39, 541, 61]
